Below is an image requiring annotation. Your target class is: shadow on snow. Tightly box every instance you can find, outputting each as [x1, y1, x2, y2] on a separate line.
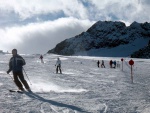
[24, 92, 90, 113]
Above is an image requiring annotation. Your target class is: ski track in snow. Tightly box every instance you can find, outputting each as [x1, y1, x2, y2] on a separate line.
[0, 54, 150, 113]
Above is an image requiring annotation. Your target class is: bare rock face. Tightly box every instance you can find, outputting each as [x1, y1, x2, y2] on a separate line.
[48, 21, 150, 58]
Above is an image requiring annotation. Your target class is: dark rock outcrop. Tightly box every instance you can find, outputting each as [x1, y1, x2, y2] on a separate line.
[48, 21, 150, 58]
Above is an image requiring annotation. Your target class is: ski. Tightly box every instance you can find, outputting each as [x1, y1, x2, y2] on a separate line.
[9, 89, 33, 93]
[53, 72, 63, 74]
[9, 89, 24, 94]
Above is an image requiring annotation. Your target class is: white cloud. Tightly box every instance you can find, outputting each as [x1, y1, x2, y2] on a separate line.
[0, 17, 95, 54]
[0, 0, 150, 54]
[0, 0, 88, 20]
[87, 0, 150, 23]
[61, 0, 88, 19]
[0, 0, 62, 19]
[0, 0, 150, 23]
[0, 0, 150, 22]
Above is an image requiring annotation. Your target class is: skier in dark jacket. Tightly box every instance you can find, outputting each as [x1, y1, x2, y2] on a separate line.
[39, 55, 44, 63]
[113, 60, 116, 68]
[7, 49, 31, 91]
[97, 60, 100, 68]
[109, 60, 113, 68]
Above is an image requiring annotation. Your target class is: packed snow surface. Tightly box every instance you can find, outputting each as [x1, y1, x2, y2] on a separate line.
[0, 54, 150, 113]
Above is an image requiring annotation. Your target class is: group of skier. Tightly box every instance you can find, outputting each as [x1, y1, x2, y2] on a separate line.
[7, 49, 62, 92]
[109, 60, 117, 68]
[97, 60, 105, 68]
[7, 48, 121, 92]
[39, 55, 62, 74]
[97, 60, 119, 69]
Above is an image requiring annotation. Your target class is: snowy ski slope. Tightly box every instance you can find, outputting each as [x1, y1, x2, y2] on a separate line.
[0, 54, 150, 113]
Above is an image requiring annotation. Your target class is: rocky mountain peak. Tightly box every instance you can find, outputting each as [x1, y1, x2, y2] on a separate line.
[48, 21, 150, 58]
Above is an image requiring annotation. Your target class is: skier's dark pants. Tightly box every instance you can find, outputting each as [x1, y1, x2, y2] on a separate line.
[101, 64, 105, 68]
[56, 65, 62, 73]
[13, 71, 30, 90]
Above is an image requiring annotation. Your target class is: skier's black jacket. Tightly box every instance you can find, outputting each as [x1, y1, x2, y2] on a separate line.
[7, 54, 26, 73]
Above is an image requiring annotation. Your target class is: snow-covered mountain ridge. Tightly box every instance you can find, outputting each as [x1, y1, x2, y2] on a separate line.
[48, 21, 150, 57]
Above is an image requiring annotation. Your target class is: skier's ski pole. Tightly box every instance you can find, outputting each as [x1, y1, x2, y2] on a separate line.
[23, 68, 32, 85]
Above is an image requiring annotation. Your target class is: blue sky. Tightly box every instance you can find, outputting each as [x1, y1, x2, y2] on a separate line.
[0, 0, 150, 54]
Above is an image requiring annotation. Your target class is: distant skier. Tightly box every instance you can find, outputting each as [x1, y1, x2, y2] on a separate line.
[7, 49, 31, 92]
[109, 60, 113, 68]
[101, 60, 105, 68]
[113, 60, 116, 68]
[97, 60, 100, 68]
[55, 57, 62, 74]
[39, 55, 44, 63]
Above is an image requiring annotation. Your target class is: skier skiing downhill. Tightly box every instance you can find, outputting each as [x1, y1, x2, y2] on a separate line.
[7, 49, 31, 92]
[55, 57, 62, 74]
[39, 55, 44, 63]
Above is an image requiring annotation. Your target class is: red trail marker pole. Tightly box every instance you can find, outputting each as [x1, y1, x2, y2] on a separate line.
[129, 59, 134, 83]
[121, 58, 124, 71]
